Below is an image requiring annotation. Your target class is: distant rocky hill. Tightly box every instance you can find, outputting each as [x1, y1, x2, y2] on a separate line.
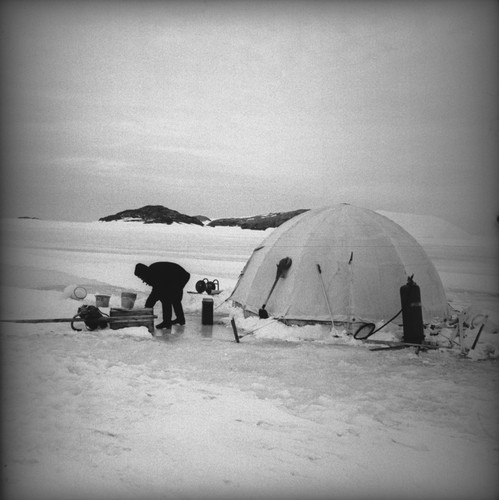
[98, 205, 309, 230]
[96, 205, 481, 236]
[99, 205, 204, 226]
[208, 209, 309, 230]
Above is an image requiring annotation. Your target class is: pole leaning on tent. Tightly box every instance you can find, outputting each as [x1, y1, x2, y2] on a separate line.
[317, 263, 341, 336]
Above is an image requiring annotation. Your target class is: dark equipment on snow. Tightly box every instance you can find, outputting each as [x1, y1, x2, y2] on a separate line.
[206, 279, 219, 295]
[400, 275, 424, 344]
[353, 275, 427, 342]
[195, 278, 220, 295]
[202, 298, 214, 325]
[259, 257, 292, 319]
[71, 305, 109, 331]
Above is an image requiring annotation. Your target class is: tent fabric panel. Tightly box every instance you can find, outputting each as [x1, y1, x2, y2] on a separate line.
[229, 246, 267, 305]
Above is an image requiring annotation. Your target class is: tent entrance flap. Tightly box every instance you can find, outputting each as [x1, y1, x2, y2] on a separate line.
[259, 257, 292, 319]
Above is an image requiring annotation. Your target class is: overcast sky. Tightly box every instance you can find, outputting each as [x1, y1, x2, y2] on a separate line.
[1, 0, 497, 234]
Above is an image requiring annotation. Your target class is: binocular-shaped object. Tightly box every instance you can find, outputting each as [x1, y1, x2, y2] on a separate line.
[195, 278, 219, 295]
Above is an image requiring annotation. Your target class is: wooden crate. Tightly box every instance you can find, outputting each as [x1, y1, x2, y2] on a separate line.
[109, 307, 155, 334]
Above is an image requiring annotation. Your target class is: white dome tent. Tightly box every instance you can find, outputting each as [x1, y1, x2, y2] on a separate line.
[229, 204, 448, 326]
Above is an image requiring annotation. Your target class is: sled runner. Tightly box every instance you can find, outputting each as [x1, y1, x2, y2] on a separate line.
[364, 339, 441, 351]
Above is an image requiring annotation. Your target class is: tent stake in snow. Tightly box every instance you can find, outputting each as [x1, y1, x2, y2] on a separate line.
[259, 257, 292, 319]
[231, 317, 240, 343]
[457, 311, 467, 355]
[471, 315, 488, 350]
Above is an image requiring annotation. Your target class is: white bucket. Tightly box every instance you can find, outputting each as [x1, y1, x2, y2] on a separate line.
[63, 285, 88, 300]
[121, 292, 137, 310]
[95, 294, 111, 308]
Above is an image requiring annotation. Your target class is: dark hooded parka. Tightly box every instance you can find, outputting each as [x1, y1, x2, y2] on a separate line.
[135, 262, 190, 328]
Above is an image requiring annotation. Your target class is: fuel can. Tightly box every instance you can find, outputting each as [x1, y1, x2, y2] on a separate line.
[202, 298, 214, 325]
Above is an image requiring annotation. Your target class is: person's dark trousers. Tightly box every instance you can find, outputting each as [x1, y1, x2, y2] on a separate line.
[159, 289, 185, 327]
[171, 289, 185, 324]
[159, 294, 173, 328]
[145, 289, 172, 328]
[145, 287, 185, 328]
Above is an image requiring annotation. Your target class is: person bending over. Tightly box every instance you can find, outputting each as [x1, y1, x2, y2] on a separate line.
[134, 262, 190, 329]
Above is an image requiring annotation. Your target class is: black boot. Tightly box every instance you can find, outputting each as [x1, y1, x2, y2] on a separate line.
[156, 322, 171, 329]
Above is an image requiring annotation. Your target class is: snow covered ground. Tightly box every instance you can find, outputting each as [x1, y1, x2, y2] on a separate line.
[1, 214, 498, 500]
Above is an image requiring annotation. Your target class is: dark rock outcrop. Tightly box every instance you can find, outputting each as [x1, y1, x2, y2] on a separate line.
[99, 206, 309, 230]
[99, 205, 204, 226]
[208, 209, 309, 230]
[194, 215, 211, 224]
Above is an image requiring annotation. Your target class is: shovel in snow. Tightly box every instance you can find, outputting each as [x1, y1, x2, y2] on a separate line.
[258, 257, 292, 319]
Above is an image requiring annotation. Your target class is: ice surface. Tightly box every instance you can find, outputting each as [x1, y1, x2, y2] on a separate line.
[1, 216, 498, 500]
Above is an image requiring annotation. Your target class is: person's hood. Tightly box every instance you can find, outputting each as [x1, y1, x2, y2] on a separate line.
[134, 263, 153, 285]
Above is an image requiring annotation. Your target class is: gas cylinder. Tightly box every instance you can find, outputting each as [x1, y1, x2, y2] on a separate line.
[400, 275, 424, 344]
